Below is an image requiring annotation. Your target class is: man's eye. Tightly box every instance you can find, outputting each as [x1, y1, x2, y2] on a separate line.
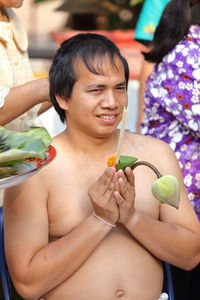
[89, 89, 101, 93]
[116, 86, 126, 91]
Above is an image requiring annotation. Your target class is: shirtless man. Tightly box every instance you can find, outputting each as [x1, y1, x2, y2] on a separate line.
[3, 33, 200, 300]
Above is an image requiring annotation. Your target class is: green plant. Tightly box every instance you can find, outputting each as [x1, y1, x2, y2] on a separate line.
[108, 155, 181, 209]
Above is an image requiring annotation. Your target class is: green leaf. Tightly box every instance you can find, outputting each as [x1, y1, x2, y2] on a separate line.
[0, 149, 42, 163]
[0, 126, 51, 159]
[0, 126, 51, 177]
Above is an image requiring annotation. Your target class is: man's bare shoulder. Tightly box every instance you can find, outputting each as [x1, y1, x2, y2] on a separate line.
[39, 131, 76, 183]
[125, 131, 172, 157]
[125, 131, 166, 145]
[51, 131, 70, 156]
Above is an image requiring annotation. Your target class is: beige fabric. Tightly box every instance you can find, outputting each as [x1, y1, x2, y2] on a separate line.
[0, 8, 41, 132]
[0, 87, 9, 108]
[0, 9, 42, 205]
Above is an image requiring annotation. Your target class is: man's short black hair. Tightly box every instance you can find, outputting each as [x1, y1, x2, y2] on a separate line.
[49, 33, 129, 123]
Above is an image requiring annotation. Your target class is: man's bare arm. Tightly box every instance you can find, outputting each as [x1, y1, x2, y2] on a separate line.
[3, 167, 118, 300]
[115, 141, 200, 269]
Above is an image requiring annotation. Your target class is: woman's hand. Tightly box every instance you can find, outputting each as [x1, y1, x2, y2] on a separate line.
[114, 167, 135, 225]
[88, 167, 119, 225]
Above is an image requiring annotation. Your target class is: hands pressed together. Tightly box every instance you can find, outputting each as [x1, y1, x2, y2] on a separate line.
[88, 167, 135, 227]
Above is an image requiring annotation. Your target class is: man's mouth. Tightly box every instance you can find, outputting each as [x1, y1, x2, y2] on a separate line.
[97, 115, 117, 120]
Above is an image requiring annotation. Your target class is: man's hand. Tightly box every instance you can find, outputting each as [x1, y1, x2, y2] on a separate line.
[88, 167, 119, 224]
[114, 167, 135, 225]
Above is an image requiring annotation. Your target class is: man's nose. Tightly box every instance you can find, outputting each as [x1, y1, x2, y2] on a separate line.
[101, 91, 119, 109]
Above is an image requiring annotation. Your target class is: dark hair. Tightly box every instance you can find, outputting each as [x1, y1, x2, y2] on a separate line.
[49, 33, 129, 123]
[144, 0, 200, 63]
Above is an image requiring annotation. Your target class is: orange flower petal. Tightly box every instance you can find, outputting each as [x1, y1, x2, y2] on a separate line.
[107, 154, 117, 167]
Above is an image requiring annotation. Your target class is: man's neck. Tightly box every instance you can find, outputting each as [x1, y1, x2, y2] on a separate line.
[64, 128, 118, 160]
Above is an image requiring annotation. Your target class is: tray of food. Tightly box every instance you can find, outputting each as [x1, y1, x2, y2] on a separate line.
[0, 126, 56, 189]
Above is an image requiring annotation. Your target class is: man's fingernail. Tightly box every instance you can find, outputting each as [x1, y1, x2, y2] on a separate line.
[108, 167, 115, 174]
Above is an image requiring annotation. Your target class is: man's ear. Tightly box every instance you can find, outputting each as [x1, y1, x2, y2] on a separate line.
[55, 95, 69, 111]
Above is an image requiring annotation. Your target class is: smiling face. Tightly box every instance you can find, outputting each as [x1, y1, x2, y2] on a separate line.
[0, 0, 23, 8]
[56, 55, 128, 139]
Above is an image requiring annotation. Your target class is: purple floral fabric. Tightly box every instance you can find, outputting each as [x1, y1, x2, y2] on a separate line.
[142, 25, 200, 220]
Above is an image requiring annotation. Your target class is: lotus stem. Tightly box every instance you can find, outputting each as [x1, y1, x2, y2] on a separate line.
[131, 161, 162, 178]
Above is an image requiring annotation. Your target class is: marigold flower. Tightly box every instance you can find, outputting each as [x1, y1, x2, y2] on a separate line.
[107, 154, 117, 167]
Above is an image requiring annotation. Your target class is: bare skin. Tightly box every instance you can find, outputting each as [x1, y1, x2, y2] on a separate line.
[0, 0, 24, 9]
[3, 57, 200, 300]
[0, 78, 51, 125]
[136, 58, 154, 133]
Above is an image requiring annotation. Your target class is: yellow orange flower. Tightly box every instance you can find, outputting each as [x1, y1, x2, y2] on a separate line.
[107, 154, 117, 167]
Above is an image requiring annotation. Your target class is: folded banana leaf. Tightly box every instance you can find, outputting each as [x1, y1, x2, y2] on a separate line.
[0, 126, 51, 178]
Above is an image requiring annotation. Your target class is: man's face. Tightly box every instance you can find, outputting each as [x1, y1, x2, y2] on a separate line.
[60, 55, 128, 138]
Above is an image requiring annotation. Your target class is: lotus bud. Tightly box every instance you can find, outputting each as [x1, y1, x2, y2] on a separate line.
[107, 155, 181, 209]
[151, 175, 180, 209]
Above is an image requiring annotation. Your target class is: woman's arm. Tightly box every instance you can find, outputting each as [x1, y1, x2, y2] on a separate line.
[0, 77, 51, 125]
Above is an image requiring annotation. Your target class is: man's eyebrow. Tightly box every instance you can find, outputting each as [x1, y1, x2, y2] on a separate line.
[87, 84, 106, 89]
[116, 81, 127, 86]
[87, 81, 126, 89]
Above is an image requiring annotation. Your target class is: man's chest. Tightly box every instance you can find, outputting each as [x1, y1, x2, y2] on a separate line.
[46, 164, 160, 240]
[46, 168, 102, 239]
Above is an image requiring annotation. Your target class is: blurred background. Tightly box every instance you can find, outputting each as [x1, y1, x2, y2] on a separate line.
[17, 0, 147, 135]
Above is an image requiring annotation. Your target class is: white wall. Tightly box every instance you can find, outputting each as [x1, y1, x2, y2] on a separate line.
[15, 0, 67, 38]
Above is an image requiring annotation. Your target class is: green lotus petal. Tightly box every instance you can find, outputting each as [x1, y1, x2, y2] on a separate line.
[151, 175, 180, 208]
[117, 156, 138, 171]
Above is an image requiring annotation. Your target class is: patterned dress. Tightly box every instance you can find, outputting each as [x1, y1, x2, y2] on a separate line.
[142, 25, 200, 220]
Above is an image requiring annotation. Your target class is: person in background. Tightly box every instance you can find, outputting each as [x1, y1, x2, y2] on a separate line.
[0, 0, 51, 131]
[0, 2, 51, 298]
[133, 0, 169, 132]
[134, 0, 170, 46]
[141, 0, 200, 299]
[3, 33, 200, 300]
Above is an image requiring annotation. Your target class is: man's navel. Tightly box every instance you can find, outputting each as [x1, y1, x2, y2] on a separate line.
[116, 289, 126, 298]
